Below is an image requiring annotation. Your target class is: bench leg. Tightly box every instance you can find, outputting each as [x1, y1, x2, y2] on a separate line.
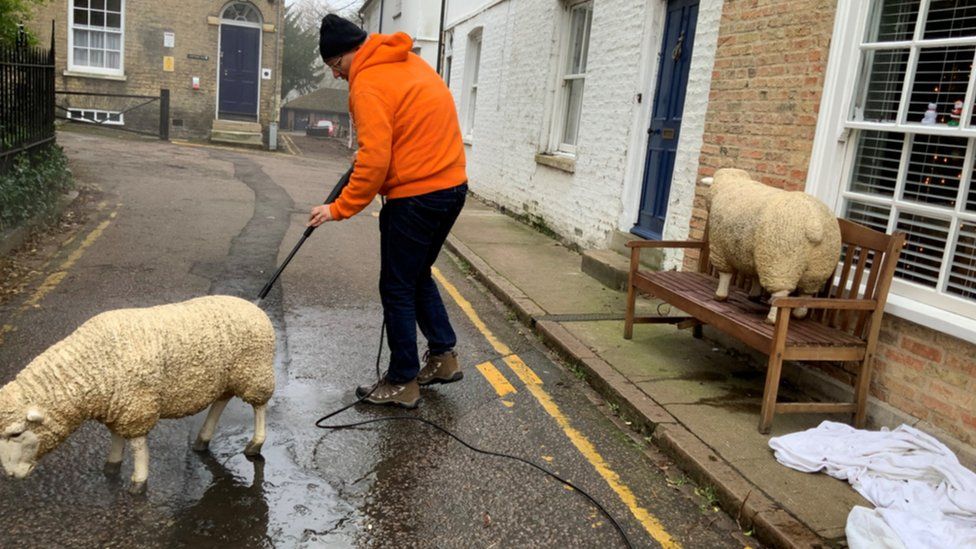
[624, 283, 637, 339]
[759, 307, 791, 434]
[624, 251, 639, 340]
[853, 353, 874, 428]
[692, 322, 703, 339]
[759, 352, 784, 434]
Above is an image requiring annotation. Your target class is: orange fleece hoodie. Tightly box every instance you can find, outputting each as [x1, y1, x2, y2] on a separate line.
[328, 33, 467, 221]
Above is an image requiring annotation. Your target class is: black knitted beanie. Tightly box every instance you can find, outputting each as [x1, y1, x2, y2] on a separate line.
[319, 14, 368, 61]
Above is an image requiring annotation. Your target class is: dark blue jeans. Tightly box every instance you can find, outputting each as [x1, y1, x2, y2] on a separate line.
[379, 183, 467, 383]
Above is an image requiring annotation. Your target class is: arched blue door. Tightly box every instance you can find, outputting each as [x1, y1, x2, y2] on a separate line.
[634, 0, 699, 240]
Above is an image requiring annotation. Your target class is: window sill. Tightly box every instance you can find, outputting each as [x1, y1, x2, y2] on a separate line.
[885, 293, 976, 346]
[534, 153, 575, 173]
[63, 70, 127, 81]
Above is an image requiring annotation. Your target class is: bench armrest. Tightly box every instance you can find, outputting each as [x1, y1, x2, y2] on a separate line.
[625, 240, 706, 249]
[770, 297, 878, 311]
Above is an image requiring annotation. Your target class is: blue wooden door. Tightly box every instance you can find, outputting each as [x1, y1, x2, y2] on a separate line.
[634, 0, 699, 240]
[219, 25, 260, 120]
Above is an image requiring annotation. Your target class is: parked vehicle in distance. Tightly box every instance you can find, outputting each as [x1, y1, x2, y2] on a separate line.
[306, 119, 334, 137]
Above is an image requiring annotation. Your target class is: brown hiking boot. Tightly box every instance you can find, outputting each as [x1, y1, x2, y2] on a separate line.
[356, 377, 420, 409]
[417, 350, 463, 386]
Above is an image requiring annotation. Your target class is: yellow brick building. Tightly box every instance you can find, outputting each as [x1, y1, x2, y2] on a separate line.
[28, 0, 283, 146]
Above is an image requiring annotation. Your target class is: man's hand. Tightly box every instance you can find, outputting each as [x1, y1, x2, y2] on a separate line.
[308, 204, 334, 227]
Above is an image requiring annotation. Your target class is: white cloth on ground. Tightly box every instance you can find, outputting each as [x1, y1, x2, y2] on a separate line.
[768, 421, 976, 549]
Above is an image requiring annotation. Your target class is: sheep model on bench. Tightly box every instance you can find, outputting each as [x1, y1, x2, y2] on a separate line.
[0, 295, 275, 493]
[706, 168, 842, 324]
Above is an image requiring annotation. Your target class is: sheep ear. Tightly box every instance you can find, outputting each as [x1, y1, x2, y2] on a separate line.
[25, 408, 45, 424]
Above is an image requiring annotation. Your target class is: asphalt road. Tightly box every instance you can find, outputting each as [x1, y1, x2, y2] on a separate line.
[0, 129, 755, 548]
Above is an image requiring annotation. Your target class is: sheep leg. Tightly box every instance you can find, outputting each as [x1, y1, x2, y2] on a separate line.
[792, 293, 811, 319]
[715, 272, 733, 301]
[103, 432, 125, 475]
[128, 436, 149, 495]
[766, 290, 790, 324]
[244, 404, 267, 457]
[193, 397, 231, 452]
[748, 278, 763, 301]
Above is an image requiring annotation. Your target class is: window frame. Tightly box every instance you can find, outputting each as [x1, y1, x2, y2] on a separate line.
[808, 0, 976, 343]
[443, 31, 453, 87]
[67, 108, 124, 125]
[461, 28, 482, 139]
[549, 0, 593, 156]
[67, 0, 125, 77]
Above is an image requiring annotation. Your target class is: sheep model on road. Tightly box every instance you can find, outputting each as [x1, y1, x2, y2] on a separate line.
[706, 168, 842, 324]
[0, 295, 275, 493]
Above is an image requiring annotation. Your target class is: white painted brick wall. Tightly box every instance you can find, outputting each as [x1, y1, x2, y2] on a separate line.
[446, 0, 722, 252]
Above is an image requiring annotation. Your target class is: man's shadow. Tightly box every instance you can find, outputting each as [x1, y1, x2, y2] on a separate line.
[170, 454, 270, 548]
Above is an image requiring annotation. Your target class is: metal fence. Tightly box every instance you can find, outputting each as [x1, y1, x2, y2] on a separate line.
[0, 26, 55, 163]
[55, 89, 170, 140]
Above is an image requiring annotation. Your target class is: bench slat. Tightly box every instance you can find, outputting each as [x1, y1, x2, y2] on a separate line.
[633, 271, 866, 352]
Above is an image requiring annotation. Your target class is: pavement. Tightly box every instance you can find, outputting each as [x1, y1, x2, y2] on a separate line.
[444, 199, 870, 548]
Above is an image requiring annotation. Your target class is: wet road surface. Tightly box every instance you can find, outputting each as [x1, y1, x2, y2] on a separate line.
[0, 130, 755, 548]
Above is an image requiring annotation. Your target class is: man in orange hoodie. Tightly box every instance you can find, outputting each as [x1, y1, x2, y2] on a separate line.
[309, 14, 467, 408]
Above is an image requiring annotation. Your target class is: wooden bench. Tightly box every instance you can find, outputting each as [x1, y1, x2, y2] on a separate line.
[623, 219, 906, 433]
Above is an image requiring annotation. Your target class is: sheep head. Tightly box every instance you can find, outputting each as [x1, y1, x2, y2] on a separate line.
[0, 387, 47, 479]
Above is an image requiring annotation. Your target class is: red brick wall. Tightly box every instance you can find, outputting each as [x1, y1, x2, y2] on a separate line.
[688, 0, 837, 266]
[689, 0, 975, 448]
[873, 318, 976, 447]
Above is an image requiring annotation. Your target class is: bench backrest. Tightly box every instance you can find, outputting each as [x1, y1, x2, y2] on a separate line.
[817, 219, 906, 339]
[697, 218, 906, 340]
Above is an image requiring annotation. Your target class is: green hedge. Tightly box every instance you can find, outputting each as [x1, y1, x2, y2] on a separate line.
[0, 144, 73, 232]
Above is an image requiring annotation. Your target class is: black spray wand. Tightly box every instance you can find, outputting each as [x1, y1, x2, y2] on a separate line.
[258, 165, 354, 300]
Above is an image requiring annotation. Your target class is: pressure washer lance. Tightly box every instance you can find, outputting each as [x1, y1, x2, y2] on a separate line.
[257, 165, 354, 300]
[256, 168, 634, 548]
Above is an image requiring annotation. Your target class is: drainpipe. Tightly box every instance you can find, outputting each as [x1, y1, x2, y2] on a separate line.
[436, 0, 446, 74]
[378, 0, 384, 33]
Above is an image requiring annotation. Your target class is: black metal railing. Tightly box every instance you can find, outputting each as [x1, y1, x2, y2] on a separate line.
[0, 24, 56, 162]
[54, 89, 170, 140]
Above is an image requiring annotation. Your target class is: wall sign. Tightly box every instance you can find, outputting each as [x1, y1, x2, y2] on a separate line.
[187, 53, 209, 61]
[164, 32, 175, 48]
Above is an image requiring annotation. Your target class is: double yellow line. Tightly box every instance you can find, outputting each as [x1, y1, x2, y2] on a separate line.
[1, 203, 118, 343]
[432, 266, 680, 549]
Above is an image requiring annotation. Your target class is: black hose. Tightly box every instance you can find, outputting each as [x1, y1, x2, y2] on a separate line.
[314, 323, 634, 549]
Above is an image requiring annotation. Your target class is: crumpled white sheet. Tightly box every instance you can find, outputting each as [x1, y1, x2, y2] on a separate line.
[768, 421, 976, 549]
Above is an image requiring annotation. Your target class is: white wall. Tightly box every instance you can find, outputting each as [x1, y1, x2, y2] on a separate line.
[360, 0, 442, 67]
[446, 0, 722, 249]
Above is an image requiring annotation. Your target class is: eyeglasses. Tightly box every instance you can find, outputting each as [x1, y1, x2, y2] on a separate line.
[325, 55, 342, 71]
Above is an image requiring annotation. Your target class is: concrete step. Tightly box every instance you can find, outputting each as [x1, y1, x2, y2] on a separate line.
[212, 119, 262, 133]
[581, 248, 631, 291]
[581, 231, 666, 291]
[209, 129, 264, 148]
[609, 230, 665, 270]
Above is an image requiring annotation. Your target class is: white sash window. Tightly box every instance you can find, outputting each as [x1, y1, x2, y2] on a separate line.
[810, 1, 976, 339]
[68, 0, 124, 75]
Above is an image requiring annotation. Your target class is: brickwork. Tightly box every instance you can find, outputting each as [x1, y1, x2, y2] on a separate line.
[688, 0, 836, 265]
[690, 0, 975, 448]
[446, 0, 630, 248]
[29, 0, 282, 140]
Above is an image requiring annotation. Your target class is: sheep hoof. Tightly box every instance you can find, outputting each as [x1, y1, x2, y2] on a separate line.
[103, 461, 122, 476]
[128, 481, 147, 496]
[714, 294, 729, 302]
[244, 441, 263, 457]
[191, 438, 210, 453]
